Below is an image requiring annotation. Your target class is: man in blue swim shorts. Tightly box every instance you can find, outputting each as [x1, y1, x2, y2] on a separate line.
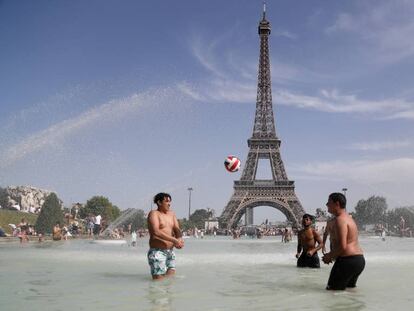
[147, 193, 184, 280]
[148, 248, 176, 276]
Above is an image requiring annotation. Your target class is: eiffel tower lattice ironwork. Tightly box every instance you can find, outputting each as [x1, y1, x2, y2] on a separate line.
[220, 6, 305, 229]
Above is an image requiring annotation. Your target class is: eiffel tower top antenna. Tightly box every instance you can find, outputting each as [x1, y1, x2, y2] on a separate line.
[252, 1, 275, 143]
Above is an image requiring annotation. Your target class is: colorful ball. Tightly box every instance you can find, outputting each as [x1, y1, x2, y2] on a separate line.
[224, 155, 241, 172]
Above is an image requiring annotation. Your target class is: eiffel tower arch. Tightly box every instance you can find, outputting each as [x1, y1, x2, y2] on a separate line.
[220, 6, 305, 229]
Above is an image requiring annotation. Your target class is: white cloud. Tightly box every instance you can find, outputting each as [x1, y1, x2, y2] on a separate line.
[190, 33, 327, 86]
[384, 110, 414, 120]
[192, 37, 227, 79]
[177, 82, 204, 101]
[326, 1, 414, 63]
[348, 141, 412, 151]
[276, 89, 413, 113]
[273, 29, 298, 40]
[188, 34, 414, 118]
[325, 13, 356, 34]
[291, 157, 414, 185]
[180, 73, 414, 116]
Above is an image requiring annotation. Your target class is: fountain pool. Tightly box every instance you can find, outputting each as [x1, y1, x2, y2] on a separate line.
[1, 236, 413, 311]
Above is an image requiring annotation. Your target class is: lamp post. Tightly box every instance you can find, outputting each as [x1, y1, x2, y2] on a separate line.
[342, 188, 348, 197]
[206, 207, 211, 232]
[187, 187, 193, 221]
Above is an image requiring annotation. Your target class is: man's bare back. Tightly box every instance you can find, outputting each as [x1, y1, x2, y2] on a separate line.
[323, 193, 365, 290]
[330, 214, 362, 258]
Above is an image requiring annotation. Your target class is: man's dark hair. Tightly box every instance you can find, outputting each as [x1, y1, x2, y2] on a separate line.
[329, 192, 346, 209]
[302, 213, 315, 220]
[153, 193, 172, 205]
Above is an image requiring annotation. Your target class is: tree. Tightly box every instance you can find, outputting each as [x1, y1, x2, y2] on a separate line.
[0, 186, 8, 209]
[386, 207, 414, 233]
[79, 196, 120, 222]
[354, 196, 388, 227]
[189, 209, 210, 229]
[35, 193, 64, 234]
[131, 209, 147, 231]
[179, 218, 195, 231]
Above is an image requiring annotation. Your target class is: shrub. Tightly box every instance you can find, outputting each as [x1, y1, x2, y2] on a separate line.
[35, 193, 64, 234]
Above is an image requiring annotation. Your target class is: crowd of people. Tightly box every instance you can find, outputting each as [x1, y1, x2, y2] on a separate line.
[1, 213, 150, 243]
[3, 218, 38, 243]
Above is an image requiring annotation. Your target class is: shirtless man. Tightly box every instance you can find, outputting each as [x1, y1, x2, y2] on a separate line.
[147, 193, 184, 280]
[322, 192, 365, 290]
[52, 222, 62, 241]
[296, 214, 323, 268]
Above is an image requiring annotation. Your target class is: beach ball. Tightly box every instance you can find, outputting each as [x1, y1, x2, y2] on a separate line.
[224, 155, 241, 172]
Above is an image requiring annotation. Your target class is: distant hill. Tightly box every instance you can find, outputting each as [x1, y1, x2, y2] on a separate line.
[1, 185, 57, 213]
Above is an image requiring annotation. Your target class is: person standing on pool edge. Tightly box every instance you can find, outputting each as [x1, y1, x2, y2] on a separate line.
[147, 193, 184, 280]
[322, 192, 365, 290]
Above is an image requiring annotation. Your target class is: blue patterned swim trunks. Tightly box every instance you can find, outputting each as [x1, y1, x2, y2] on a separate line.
[147, 248, 176, 276]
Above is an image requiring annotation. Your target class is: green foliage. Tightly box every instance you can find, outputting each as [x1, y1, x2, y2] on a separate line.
[0, 187, 9, 209]
[79, 196, 120, 222]
[35, 193, 64, 234]
[179, 218, 195, 231]
[386, 207, 414, 232]
[177, 213, 206, 231]
[180, 209, 215, 231]
[354, 196, 388, 226]
[131, 209, 147, 231]
[0, 209, 38, 234]
[104, 204, 121, 222]
[189, 209, 210, 229]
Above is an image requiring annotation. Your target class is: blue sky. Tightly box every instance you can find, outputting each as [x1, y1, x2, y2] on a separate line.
[1, 0, 414, 224]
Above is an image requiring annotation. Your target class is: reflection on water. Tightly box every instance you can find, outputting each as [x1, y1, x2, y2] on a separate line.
[0, 236, 414, 310]
[322, 291, 366, 311]
[146, 280, 174, 311]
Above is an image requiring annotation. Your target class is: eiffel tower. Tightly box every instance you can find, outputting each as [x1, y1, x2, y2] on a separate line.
[220, 6, 305, 229]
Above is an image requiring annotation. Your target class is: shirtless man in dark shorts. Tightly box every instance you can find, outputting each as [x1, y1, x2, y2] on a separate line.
[147, 193, 184, 280]
[296, 214, 323, 268]
[322, 192, 365, 290]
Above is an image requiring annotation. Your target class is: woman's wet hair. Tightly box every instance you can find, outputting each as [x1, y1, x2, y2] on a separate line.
[153, 192, 172, 205]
